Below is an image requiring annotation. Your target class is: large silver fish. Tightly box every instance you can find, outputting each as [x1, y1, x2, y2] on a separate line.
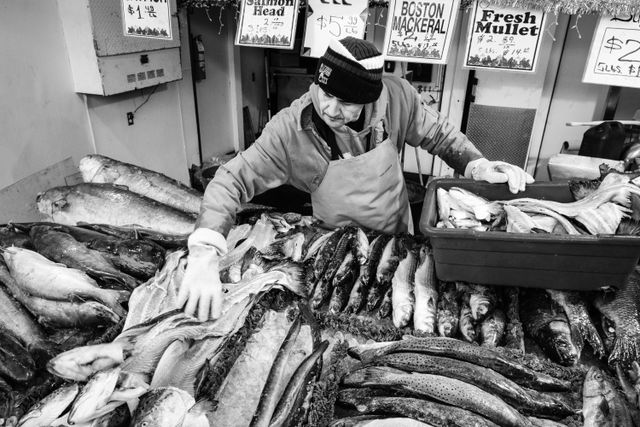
[391, 241, 418, 328]
[413, 246, 438, 335]
[67, 367, 121, 424]
[130, 387, 211, 427]
[367, 236, 400, 311]
[36, 183, 196, 235]
[17, 383, 79, 427]
[582, 366, 635, 427]
[79, 154, 203, 215]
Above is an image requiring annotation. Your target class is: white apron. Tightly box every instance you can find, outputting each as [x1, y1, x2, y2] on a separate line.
[310, 138, 413, 234]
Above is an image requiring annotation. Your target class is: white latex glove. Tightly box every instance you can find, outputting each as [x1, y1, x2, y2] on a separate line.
[465, 158, 534, 193]
[178, 228, 227, 322]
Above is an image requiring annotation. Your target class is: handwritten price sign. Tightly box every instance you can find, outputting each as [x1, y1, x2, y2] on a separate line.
[235, 0, 300, 49]
[301, 0, 368, 58]
[122, 0, 172, 39]
[584, 14, 640, 88]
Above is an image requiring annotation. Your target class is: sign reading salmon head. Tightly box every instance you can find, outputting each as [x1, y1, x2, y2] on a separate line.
[382, 0, 461, 64]
[464, 2, 546, 72]
[236, 0, 300, 49]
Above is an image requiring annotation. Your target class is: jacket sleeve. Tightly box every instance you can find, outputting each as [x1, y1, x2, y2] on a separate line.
[196, 113, 293, 236]
[399, 78, 483, 175]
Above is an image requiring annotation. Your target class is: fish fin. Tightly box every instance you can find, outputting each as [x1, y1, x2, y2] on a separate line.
[190, 399, 215, 415]
[401, 334, 418, 340]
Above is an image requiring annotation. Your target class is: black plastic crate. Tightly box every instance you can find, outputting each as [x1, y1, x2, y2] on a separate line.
[419, 178, 640, 291]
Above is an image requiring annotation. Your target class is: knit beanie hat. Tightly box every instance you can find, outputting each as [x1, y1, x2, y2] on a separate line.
[314, 37, 384, 104]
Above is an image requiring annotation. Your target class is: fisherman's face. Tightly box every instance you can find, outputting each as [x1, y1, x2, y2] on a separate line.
[317, 88, 364, 129]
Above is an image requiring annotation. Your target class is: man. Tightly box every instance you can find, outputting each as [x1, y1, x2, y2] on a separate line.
[178, 36, 533, 321]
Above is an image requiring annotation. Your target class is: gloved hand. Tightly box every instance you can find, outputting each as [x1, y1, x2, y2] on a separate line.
[465, 158, 534, 193]
[177, 228, 227, 322]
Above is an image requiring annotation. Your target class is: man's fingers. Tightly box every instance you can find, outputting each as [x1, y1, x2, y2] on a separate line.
[198, 291, 212, 322]
[183, 291, 199, 318]
[176, 282, 189, 308]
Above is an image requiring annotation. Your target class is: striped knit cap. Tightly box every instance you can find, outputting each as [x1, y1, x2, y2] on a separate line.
[314, 37, 384, 104]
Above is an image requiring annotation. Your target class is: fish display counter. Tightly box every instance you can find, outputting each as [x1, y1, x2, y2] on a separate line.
[0, 154, 639, 427]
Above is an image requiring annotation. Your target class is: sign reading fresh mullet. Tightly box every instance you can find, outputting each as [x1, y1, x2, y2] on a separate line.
[464, 2, 545, 72]
[382, 0, 461, 64]
[301, 0, 368, 58]
[583, 13, 640, 88]
[235, 0, 300, 49]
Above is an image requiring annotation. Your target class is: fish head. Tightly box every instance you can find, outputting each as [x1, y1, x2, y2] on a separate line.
[79, 155, 118, 183]
[583, 367, 608, 398]
[36, 187, 70, 218]
[131, 387, 194, 427]
[546, 321, 579, 366]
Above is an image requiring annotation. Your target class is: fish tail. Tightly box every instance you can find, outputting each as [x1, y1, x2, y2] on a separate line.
[609, 332, 640, 368]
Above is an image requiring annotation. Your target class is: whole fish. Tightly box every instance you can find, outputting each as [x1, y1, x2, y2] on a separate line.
[313, 228, 355, 309]
[373, 352, 575, 419]
[367, 237, 399, 311]
[465, 283, 497, 322]
[521, 289, 579, 367]
[0, 268, 54, 358]
[503, 288, 525, 353]
[30, 226, 138, 289]
[77, 223, 188, 250]
[459, 300, 477, 343]
[546, 289, 604, 359]
[345, 234, 391, 314]
[437, 282, 459, 337]
[0, 225, 33, 249]
[20, 297, 119, 329]
[88, 238, 165, 281]
[130, 387, 211, 427]
[68, 367, 121, 424]
[413, 246, 438, 335]
[350, 336, 572, 391]
[269, 340, 329, 427]
[36, 183, 196, 235]
[595, 269, 640, 368]
[583, 366, 635, 427]
[342, 366, 532, 427]
[250, 316, 302, 427]
[0, 327, 35, 384]
[338, 390, 498, 427]
[480, 309, 506, 347]
[392, 241, 418, 328]
[328, 252, 359, 314]
[3, 247, 128, 318]
[313, 228, 347, 280]
[47, 341, 124, 382]
[17, 383, 79, 427]
[302, 230, 334, 262]
[79, 154, 203, 215]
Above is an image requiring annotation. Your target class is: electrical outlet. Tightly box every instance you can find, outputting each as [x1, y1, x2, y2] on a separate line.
[127, 112, 134, 126]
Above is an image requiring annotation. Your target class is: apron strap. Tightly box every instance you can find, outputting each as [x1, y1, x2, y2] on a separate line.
[312, 109, 343, 160]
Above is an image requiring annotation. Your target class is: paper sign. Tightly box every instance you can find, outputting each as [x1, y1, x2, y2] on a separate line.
[122, 0, 172, 39]
[464, 2, 545, 72]
[236, 0, 300, 49]
[583, 14, 640, 88]
[301, 0, 368, 58]
[382, 0, 460, 64]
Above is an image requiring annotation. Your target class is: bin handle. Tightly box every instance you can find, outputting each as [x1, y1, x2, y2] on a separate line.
[566, 120, 640, 127]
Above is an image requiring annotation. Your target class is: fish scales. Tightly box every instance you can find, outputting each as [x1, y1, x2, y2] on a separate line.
[413, 246, 438, 335]
[36, 183, 196, 235]
[392, 242, 418, 328]
[367, 236, 400, 311]
[338, 390, 499, 427]
[437, 282, 459, 337]
[459, 300, 477, 343]
[79, 154, 202, 214]
[373, 352, 575, 419]
[594, 269, 640, 368]
[312, 228, 356, 309]
[345, 234, 391, 314]
[342, 367, 532, 427]
[521, 289, 579, 367]
[329, 252, 359, 314]
[546, 289, 604, 359]
[352, 336, 572, 391]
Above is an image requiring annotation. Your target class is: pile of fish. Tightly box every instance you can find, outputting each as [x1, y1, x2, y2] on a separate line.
[435, 171, 640, 235]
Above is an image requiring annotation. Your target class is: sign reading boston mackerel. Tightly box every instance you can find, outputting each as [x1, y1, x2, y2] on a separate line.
[382, 0, 460, 64]
[464, 2, 545, 72]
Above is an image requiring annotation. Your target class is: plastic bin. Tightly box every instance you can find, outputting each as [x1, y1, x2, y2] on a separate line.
[419, 178, 640, 291]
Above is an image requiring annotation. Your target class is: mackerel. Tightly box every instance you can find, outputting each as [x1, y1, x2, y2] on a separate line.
[328, 252, 359, 314]
[367, 236, 399, 311]
[345, 234, 391, 314]
[350, 336, 572, 391]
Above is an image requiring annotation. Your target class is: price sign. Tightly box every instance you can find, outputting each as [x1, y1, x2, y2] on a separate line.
[464, 2, 545, 72]
[382, 0, 460, 64]
[235, 0, 300, 49]
[122, 0, 172, 39]
[301, 0, 368, 58]
[584, 14, 640, 88]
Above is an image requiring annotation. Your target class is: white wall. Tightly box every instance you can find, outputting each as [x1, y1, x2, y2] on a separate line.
[0, 0, 94, 189]
[0, 0, 199, 190]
